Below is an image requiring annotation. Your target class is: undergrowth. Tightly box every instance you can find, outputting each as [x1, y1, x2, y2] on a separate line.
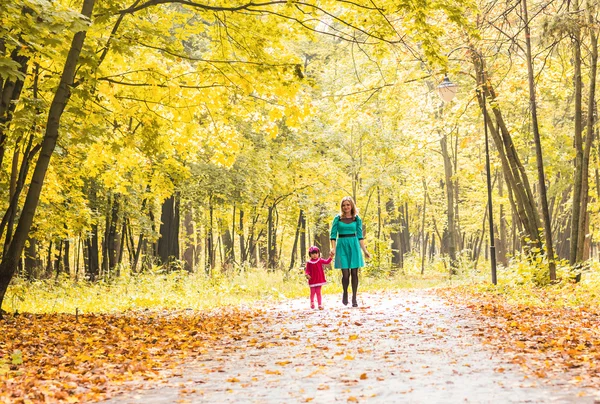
[7, 253, 598, 314]
[4, 255, 454, 314]
[455, 257, 600, 308]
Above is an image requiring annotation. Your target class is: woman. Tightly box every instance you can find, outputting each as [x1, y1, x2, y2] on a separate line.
[330, 196, 370, 307]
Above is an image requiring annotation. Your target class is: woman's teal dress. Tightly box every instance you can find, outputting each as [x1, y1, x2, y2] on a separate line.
[330, 215, 365, 269]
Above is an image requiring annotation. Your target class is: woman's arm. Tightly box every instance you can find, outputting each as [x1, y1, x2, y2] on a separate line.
[356, 215, 364, 239]
[359, 239, 371, 259]
[330, 215, 339, 251]
[356, 216, 369, 258]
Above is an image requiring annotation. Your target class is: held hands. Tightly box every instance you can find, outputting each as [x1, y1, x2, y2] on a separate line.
[329, 250, 335, 258]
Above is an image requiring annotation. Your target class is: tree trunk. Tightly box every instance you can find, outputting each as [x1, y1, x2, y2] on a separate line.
[75, 236, 82, 280]
[420, 180, 428, 273]
[576, 8, 598, 263]
[289, 209, 304, 270]
[126, 219, 135, 266]
[473, 205, 488, 270]
[267, 204, 278, 269]
[440, 134, 457, 269]
[222, 218, 235, 271]
[399, 203, 410, 268]
[239, 209, 246, 263]
[300, 209, 307, 259]
[387, 200, 402, 268]
[570, 0, 584, 265]
[116, 222, 126, 277]
[132, 233, 145, 274]
[45, 241, 53, 279]
[86, 224, 100, 281]
[421, 233, 429, 274]
[183, 203, 195, 272]
[522, 0, 557, 280]
[371, 187, 379, 264]
[105, 194, 120, 276]
[54, 240, 63, 281]
[24, 235, 41, 280]
[497, 175, 508, 265]
[429, 232, 436, 260]
[471, 48, 542, 249]
[0, 120, 40, 252]
[248, 236, 257, 267]
[314, 206, 330, 259]
[402, 202, 411, 253]
[0, 42, 30, 171]
[63, 238, 71, 276]
[0, 0, 97, 311]
[205, 198, 214, 274]
[158, 193, 180, 269]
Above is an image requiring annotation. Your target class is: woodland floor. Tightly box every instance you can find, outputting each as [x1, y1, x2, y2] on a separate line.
[100, 290, 600, 404]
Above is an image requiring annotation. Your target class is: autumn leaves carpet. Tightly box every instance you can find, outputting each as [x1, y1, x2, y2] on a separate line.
[2, 291, 600, 403]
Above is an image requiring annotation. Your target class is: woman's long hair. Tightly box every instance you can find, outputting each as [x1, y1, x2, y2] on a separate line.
[339, 196, 358, 217]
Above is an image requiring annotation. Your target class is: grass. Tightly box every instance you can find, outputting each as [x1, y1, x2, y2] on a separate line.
[9, 254, 598, 315]
[3, 257, 457, 314]
[469, 258, 600, 308]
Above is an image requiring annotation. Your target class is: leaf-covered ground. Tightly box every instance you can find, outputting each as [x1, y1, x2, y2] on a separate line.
[2, 289, 600, 403]
[0, 308, 263, 403]
[438, 287, 600, 389]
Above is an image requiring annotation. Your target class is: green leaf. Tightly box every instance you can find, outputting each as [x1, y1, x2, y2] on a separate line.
[11, 350, 23, 366]
[0, 57, 26, 81]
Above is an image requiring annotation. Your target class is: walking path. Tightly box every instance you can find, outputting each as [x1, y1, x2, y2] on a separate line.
[104, 290, 599, 403]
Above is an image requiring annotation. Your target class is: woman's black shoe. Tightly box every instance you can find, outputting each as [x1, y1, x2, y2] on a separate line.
[342, 292, 348, 306]
[352, 298, 358, 307]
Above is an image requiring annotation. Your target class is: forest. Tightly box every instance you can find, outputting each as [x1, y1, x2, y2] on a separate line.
[2, 0, 598, 298]
[2, 0, 600, 401]
[2, 0, 597, 295]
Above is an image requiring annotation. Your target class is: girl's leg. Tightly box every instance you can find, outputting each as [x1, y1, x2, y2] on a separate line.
[310, 287, 316, 308]
[341, 269, 350, 305]
[315, 286, 323, 308]
[350, 268, 359, 306]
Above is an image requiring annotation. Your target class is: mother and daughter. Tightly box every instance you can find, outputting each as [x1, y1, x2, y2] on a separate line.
[304, 196, 371, 309]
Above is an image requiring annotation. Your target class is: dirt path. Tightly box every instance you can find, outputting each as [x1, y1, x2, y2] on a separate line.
[104, 290, 599, 403]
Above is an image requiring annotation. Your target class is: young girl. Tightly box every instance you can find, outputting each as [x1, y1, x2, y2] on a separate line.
[305, 246, 334, 309]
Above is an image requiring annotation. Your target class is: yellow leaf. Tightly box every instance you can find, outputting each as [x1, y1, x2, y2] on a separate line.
[269, 108, 284, 121]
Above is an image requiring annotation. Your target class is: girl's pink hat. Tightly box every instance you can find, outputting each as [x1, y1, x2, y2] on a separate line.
[308, 246, 320, 254]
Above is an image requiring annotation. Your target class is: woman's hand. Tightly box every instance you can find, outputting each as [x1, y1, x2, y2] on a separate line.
[364, 250, 371, 259]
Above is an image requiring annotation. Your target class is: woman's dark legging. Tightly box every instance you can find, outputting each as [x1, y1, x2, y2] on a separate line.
[341, 268, 359, 305]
